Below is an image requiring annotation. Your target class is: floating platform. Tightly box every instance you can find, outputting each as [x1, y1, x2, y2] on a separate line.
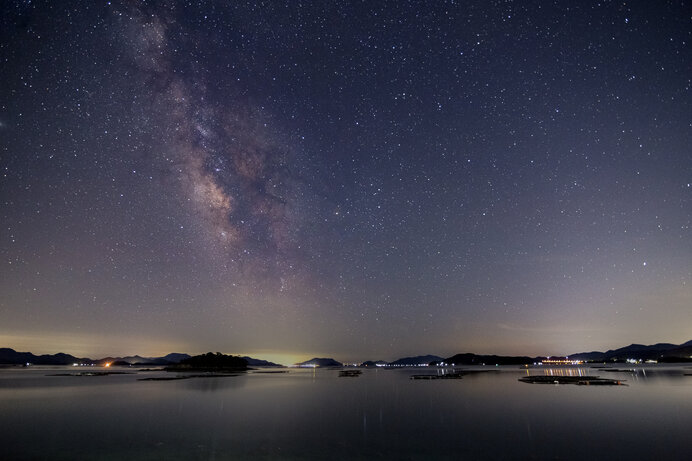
[410, 373, 464, 380]
[339, 370, 362, 377]
[519, 375, 626, 385]
[138, 374, 239, 381]
[47, 372, 133, 377]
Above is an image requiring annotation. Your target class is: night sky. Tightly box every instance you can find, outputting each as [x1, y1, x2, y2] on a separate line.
[1, 1, 690, 364]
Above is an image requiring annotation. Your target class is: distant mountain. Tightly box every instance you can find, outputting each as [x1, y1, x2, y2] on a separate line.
[568, 350, 604, 362]
[389, 355, 443, 366]
[163, 353, 190, 363]
[0, 349, 191, 366]
[95, 355, 146, 365]
[0, 348, 90, 365]
[241, 356, 283, 367]
[0, 348, 287, 367]
[296, 357, 342, 367]
[441, 353, 534, 366]
[103, 353, 281, 366]
[95, 353, 191, 366]
[5, 340, 690, 368]
[570, 341, 692, 362]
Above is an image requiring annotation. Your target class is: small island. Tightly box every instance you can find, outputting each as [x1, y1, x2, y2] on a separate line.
[164, 352, 248, 372]
[295, 357, 343, 368]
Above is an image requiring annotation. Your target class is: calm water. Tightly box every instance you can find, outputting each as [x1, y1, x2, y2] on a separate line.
[1, 364, 690, 460]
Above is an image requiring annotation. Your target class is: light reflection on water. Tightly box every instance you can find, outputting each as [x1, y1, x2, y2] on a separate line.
[0, 364, 690, 460]
[529, 367, 592, 377]
[522, 364, 692, 383]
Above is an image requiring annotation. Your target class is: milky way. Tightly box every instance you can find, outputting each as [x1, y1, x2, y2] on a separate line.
[1, 1, 690, 361]
[124, 5, 307, 289]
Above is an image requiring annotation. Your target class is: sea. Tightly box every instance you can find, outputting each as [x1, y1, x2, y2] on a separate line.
[0, 364, 690, 460]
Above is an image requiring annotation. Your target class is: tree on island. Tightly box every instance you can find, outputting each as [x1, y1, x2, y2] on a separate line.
[166, 352, 248, 371]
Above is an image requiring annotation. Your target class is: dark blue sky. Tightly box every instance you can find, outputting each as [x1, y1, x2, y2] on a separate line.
[1, 1, 690, 363]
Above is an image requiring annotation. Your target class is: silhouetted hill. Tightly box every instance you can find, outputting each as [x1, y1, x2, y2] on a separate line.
[95, 353, 191, 366]
[569, 350, 604, 361]
[389, 355, 443, 366]
[95, 355, 145, 366]
[0, 348, 90, 365]
[0, 348, 283, 367]
[241, 356, 282, 367]
[570, 341, 692, 362]
[165, 352, 248, 371]
[163, 353, 190, 363]
[296, 357, 342, 367]
[441, 353, 534, 366]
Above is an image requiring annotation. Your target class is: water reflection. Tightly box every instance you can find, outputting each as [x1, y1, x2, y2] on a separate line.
[0, 365, 690, 460]
[529, 367, 591, 377]
[597, 365, 692, 383]
[518, 364, 692, 388]
[177, 374, 247, 392]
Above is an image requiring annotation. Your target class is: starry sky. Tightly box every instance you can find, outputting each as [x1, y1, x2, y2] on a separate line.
[1, 1, 690, 364]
